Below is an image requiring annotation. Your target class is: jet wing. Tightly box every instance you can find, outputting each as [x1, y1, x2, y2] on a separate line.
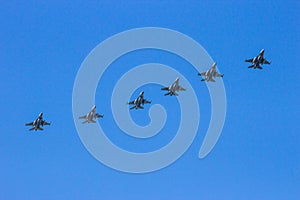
[142, 99, 151, 104]
[25, 122, 34, 126]
[178, 86, 186, 91]
[127, 101, 135, 105]
[79, 115, 87, 119]
[262, 58, 271, 64]
[95, 113, 104, 118]
[161, 87, 169, 91]
[213, 71, 223, 77]
[198, 72, 206, 76]
[42, 121, 50, 126]
[245, 58, 254, 63]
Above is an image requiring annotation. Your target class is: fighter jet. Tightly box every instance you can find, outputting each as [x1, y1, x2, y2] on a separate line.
[79, 105, 103, 123]
[25, 112, 50, 131]
[245, 49, 271, 69]
[198, 63, 224, 82]
[127, 91, 151, 110]
[161, 77, 186, 96]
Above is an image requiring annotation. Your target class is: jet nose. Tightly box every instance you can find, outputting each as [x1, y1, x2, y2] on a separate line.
[260, 49, 265, 53]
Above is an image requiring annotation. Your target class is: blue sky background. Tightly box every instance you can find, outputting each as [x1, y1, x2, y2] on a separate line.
[1, 1, 299, 199]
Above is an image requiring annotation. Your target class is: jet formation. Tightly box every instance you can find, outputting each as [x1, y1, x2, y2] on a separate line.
[198, 62, 224, 82]
[26, 49, 271, 130]
[25, 112, 50, 131]
[79, 105, 103, 123]
[161, 77, 186, 96]
[127, 91, 151, 110]
[245, 49, 271, 70]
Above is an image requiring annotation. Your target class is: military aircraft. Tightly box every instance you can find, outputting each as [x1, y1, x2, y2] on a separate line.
[79, 105, 103, 123]
[127, 91, 151, 110]
[25, 112, 50, 131]
[198, 63, 224, 82]
[161, 77, 186, 96]
[245, 49, 271, 69]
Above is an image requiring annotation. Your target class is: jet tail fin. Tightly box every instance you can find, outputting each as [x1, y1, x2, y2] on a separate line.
[29, 127, 35, 131]
[248, 65, 254, 68]
[38, 127, 43, 131]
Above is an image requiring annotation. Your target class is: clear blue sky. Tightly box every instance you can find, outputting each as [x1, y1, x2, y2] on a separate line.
[1, 1, 299, 199]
